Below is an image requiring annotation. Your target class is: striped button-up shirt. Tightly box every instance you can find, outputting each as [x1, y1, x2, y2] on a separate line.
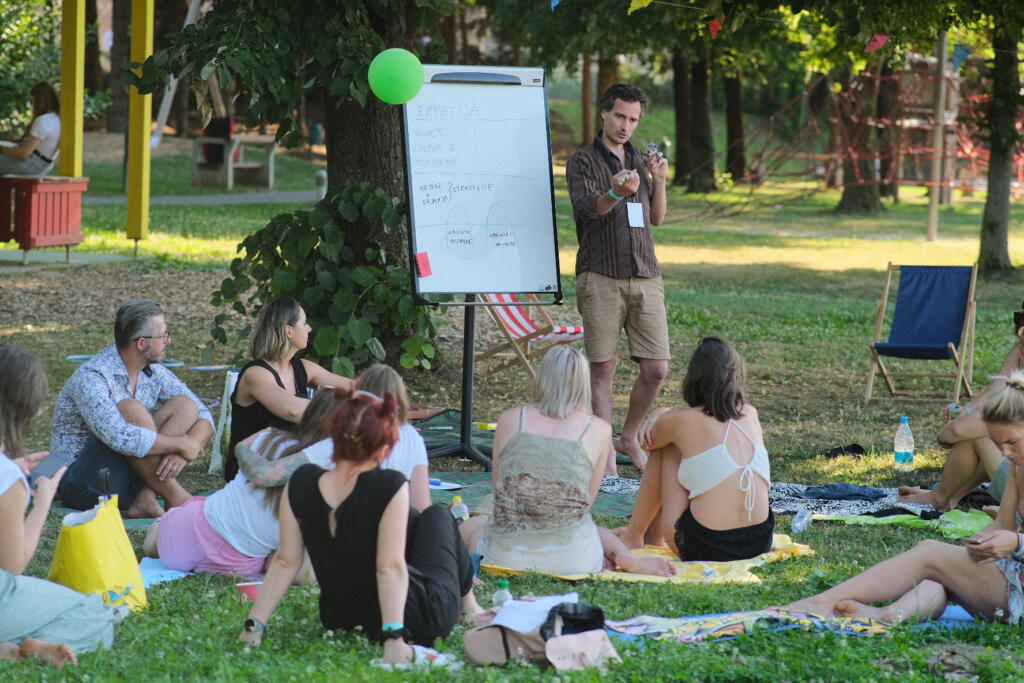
[566, 137, 658, 279]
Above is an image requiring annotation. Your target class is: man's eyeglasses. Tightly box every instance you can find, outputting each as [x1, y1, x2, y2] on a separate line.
[135, 332, 171, 342]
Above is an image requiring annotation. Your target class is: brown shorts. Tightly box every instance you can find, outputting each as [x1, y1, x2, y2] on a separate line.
[575, 271, 670, 363]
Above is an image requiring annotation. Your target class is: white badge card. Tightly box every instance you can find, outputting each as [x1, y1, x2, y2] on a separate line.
[627, 201, 645, 228]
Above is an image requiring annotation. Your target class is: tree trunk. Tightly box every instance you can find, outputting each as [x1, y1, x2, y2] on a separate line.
[581, 53, 593, 145]
[84, 0, 105, 94]
[877, 59, 899, 200]
[671, 51, 692, 187]
[724, 74, 745, 182]
[978, 26, 1019, 275]
[688, 48, 717, 193]
[105, 0, 130, 132]
[596, 52, 618, 122]
[836, 70, 883, 213]
[174, 75, 191, 137]
[438, 15, 458, 64]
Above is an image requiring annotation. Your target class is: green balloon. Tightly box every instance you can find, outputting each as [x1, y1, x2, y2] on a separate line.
[368, 48, 424, 105]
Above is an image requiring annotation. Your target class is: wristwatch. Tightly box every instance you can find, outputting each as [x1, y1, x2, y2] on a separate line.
[243, 618, 267, 635]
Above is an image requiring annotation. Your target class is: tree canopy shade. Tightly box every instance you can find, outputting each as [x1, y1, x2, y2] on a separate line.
[131, 0, 454, 371]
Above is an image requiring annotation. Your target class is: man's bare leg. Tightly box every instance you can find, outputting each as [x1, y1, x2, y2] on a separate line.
[118, 398, 194, 517]
[590, 358, 619, 476]
[617, 359, 668, 471]
[898, 440, 980, 511]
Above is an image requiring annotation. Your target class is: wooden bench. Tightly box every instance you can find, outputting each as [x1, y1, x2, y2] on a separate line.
[191, 134, 277, 190]
[0, 175, 89, 265]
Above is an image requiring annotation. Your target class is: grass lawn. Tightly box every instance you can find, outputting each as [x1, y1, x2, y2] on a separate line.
[4, 164, 1024, 680]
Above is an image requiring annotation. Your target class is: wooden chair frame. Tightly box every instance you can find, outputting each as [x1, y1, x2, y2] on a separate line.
[865, 262, 977, 403]
[475, 294, 580, 378]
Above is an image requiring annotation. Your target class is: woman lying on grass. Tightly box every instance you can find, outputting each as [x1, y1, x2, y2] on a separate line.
[144, 388, 344, 582]
[459, 346, 676, 577]
[0, 345, 115, 666]
[788, 370, 1024, 624]
[616, 337, 774, 562]
[239, 389, 483, 666]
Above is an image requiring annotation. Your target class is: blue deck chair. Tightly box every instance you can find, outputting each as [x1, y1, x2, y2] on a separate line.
[866, 263, 977, 403]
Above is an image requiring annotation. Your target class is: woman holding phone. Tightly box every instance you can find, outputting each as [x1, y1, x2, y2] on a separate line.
[788, 371, 1024, 624]
[0, 345, 115, 665]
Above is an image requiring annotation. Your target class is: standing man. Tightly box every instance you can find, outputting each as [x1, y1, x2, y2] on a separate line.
[566, 83, 669, 475]
[51, 299, 214, 517]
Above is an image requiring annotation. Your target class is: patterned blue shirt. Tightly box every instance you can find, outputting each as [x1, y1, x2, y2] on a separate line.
[50, 345, 214, 459]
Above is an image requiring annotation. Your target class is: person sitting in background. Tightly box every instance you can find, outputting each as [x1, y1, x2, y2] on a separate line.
[144, 389, 344, 582]
[787, 371, 1024, 624]
[239, 389, 483, 667]
[899, 322, 1024, 511]
[234, 364, 431, 512]
[224, 297, 353, 482]
[0, 82, 60, 176]
[458, 346, 676, 577]
[616, 337, 774, 562]
[51, 299, 213, 518]
[0, 345, 114, 665]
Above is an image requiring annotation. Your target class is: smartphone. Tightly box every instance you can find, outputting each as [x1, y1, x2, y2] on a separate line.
[28, 452, 72, 486]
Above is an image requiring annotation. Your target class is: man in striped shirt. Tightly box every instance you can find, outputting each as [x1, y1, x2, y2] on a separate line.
[565, 83, 669, 475]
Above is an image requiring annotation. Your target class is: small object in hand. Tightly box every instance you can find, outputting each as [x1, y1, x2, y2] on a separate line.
[236, 581, 263, 601]
[646, 140, 665, 161]
[617, 175, 626, 185]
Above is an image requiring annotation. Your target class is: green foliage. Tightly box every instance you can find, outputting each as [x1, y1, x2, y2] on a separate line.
[0, 0, 60, 132]
[128, 0, 449, 143]
[210, 180, 437, 375]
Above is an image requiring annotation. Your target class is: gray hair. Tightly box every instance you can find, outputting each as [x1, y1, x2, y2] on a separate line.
[114, 299, 162, 349]
[533, 346, 591, 419]
[981, 370, 1024, 425]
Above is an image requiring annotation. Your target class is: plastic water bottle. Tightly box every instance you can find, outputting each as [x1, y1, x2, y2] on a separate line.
[791, 509, 812, 534]
[894, 416, 915, 472]
[450, 496, 469, 523]
[491, 578, 513, 608]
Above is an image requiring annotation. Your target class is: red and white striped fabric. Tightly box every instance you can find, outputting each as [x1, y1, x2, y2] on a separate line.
[481, 293, 584, 342]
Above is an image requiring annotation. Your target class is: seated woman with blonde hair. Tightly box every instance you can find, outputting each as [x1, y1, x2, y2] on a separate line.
[617, 337, 774, 562]
[788, 370, 1024, 624]
[459, 346, 675, 577]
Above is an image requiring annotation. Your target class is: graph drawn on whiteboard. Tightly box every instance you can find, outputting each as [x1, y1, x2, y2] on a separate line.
[404, 66, 560, 296]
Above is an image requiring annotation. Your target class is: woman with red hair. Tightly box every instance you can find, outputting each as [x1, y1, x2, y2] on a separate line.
[238, 389, 481, 666]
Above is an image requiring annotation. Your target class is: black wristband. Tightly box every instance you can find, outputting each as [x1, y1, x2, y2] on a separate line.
[378, 627, 411, 642]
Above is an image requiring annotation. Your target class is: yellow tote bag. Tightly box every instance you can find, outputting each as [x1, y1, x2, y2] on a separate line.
[47, 495, 148, 612]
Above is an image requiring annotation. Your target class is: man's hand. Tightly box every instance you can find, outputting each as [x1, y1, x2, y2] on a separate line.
[156, 454, 188, 482]
[648, 153, 668, 182]
[613, 169, 641, 195]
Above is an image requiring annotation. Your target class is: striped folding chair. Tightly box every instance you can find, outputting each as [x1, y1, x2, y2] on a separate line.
[476, 293, 584, 378]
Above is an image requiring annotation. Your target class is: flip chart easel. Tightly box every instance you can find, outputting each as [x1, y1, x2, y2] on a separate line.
[402, 65, 561, 467]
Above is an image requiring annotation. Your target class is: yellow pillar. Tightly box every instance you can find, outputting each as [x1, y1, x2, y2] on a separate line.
[126, 0, 153, 241]
[59, 0, 85, 177]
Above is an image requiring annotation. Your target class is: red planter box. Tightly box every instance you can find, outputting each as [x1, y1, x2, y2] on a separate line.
[0, 176, 89, 257]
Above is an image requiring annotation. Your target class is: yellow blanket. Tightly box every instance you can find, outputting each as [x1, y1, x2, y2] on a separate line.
[481, 534, 814, 584]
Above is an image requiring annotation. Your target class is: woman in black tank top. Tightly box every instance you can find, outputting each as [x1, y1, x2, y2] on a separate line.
[224, 298, 353, 481]
[238, 389, 482, 665]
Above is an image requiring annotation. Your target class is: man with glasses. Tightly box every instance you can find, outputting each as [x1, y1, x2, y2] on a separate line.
[51, 299, 214, 517]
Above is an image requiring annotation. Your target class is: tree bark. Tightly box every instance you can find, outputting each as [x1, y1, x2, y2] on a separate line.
[582, 53, 593, 145]
[687, 48, 717, 194]
[724, 74, 745, 182]
[836, 70, 883, 213]
[438, 15, 458, 64]
[671, 51, 692, 187]
[84, 0, 105, 94]
[105, 0, 130, 132]
[596, 53, 618, 117]
[978, 26, 1019, 275]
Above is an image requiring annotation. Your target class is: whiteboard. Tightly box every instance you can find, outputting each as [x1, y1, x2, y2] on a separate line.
[403, 65, 561, 297]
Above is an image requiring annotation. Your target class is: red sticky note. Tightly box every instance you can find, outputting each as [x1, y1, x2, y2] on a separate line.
[865, 34, 889, 53]
[415, 252, 432, 277]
